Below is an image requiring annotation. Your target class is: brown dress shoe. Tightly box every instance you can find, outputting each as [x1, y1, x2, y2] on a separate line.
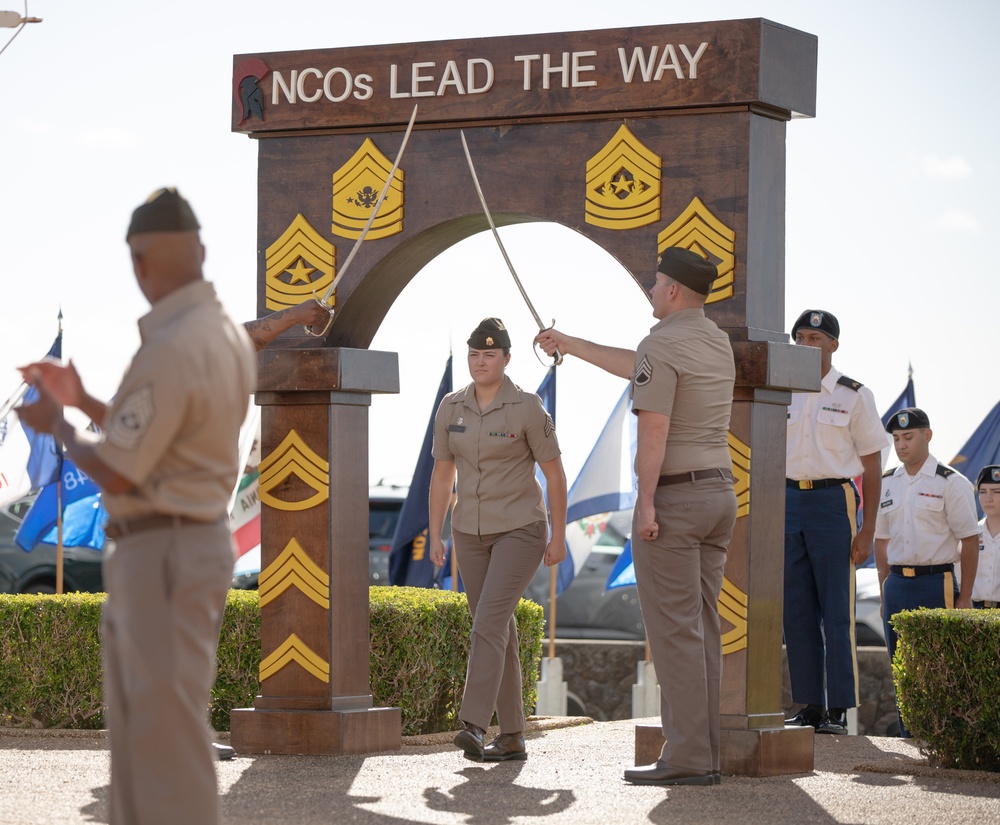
[483, 733, 527, 762]
[454, 722, 485, 760]
[623, 761, 716, 786]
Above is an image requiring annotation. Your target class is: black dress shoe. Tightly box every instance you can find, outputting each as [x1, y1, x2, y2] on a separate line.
[816, 709, 848, 735]
[624, 761, 716, 786]
[483, 733, 527, 762]
[785, 704, 823, 728]
[454, 721, 485, 760]
[212, 742, 236, 761]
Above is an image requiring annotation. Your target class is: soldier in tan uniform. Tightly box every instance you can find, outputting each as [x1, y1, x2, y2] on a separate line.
[19, 188, 256, 825]
[428, 318, 567, 762]
[536, 248, 737, 786]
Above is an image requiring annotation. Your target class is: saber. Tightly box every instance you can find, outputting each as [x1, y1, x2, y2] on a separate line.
[305, 103, 419, 337]
[459, 130, 562, 366]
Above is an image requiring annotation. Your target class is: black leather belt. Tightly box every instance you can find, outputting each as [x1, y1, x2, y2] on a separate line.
[786, 478, 850, 490]
[657, 468, 733, 487]
[889, 563, 954, 578]
[106, 514, 214, 540]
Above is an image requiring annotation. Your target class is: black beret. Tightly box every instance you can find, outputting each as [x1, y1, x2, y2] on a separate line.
[467, 317, 511, 349]
[792, 309, 840, 341]
[126, 188, 200, 239]
[976, 465, 1000, 489]
[656, 247, 718, 295]
[885, 407, 931, 432]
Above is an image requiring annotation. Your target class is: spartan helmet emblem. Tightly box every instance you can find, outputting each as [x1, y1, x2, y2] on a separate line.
[992, 468, 1000, 482]
[898, 413, 909, 429]
[809, 312, 823, 328]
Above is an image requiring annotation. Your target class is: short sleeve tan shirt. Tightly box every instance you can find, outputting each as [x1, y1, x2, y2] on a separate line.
[433, 375, 560, 534]
[630, 308, 735, 474]
[94, 280, 256, 522]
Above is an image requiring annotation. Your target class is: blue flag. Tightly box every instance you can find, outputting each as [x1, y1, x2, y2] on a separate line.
[606, 539, 635, 590]
[561, 384, 637, 595]
[15, 458, 106, 551]
[389, 356, 453, 587]
[951, 399, 1000, 496]
[880, 365, 916, 428]
[533, 367, 556, 501]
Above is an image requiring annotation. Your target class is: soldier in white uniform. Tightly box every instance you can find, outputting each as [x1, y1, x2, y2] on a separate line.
[874, 407, 979, 736]
[959, 465, 1000, 609]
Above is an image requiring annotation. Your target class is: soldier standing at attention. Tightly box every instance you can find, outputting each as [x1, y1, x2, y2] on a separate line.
[536, 247, 736, 786]
[783, 309, 887, 736]
[19, 188, 256, 824]
[875, 407, 979, 737]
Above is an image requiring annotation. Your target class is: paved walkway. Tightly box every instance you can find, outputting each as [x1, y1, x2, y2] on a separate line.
[2, 717, 1000, 824]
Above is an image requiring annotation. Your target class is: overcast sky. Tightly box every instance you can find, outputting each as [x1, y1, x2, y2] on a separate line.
[3, 0, 998, 486]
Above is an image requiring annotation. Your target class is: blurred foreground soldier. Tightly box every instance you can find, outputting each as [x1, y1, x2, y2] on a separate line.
[536, 248, 736, 786]
[19, 188, 256, 824]
[428, 317, 567, 763]
[783, 309, 886, 736]
[874, 407, 979, 737]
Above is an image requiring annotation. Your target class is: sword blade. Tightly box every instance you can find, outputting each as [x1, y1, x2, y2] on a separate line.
[459, 130, 546, 332]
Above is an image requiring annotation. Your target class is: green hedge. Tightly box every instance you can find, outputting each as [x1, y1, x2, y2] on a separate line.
[892, 608, 1000, 771]
[0, 588, 544, 736]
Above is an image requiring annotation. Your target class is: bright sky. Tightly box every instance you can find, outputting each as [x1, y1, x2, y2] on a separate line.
[3, 0, 998, 487]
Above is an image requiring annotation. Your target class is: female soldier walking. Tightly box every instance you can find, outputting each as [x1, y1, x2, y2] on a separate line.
[428, 317, 567, 762]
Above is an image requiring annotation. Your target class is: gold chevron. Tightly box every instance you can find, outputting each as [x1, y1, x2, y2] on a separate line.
[658, 197, 736, 304]
[260, 633, 330, 683]
[728, 432, 751, 518]
[258, 537, 330, 609]
[258, 430, 330, 511]
[719, 576, 748, 655]
[585, 125, 661, 230]
[264, 214, 337, 311]
[332, 138, 405, 240]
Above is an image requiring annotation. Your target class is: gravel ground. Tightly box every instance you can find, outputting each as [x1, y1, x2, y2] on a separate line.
[2, 717, 999, 824]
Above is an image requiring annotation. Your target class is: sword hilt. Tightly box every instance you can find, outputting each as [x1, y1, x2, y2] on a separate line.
[534, 319, 563, 367]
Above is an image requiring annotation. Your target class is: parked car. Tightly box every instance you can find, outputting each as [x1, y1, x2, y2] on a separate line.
[0, 494, 105, 594]
[231, 483, 408, 589]
[524, 509, 888, 645]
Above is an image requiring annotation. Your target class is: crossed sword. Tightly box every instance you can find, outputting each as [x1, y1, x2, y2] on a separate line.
[306, 107, 562, 367]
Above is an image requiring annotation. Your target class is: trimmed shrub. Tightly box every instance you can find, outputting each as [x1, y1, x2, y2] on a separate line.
[0, 588, 544, 736]
[892, 608, 1000, 771]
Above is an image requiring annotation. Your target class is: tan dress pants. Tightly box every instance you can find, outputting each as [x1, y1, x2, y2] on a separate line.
[631, 477, 737, 773]
[102, 520, 233, 825]
[454, 520, 547, 733]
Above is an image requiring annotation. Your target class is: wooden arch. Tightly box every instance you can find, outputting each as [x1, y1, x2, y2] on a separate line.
[230, 18, 820, 774]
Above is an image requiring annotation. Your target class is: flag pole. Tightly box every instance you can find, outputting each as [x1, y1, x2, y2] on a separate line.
[56, 453, 64, 594]
[548, 565, 557, 659]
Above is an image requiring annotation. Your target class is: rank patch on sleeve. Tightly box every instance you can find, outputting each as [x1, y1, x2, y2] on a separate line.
[544, 413, 555, 438]
[633, 355, 653, 387]
[107, 385, 155, 450]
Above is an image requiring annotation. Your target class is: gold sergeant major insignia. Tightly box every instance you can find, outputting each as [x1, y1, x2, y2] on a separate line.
[585, 125, 661, 230]
[657, 197, 736, 305]
[332, 138, 405, 240]
[264, 214, 336, 312]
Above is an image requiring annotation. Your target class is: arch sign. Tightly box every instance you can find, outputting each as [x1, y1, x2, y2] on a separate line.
[230, 18, 820, 775]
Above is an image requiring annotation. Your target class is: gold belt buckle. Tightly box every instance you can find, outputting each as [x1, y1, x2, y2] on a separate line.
[902, 567, 916, 578]
[799, 480, 813, 490]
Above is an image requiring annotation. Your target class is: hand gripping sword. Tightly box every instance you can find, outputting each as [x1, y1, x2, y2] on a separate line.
[304, 103, 419, 337]
[459, 130, 563, 366]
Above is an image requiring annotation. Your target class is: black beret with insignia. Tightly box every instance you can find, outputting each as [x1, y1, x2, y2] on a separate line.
[791, 309, 840, 341]
[126, 187, 200, 240]
[656, 247, 718, 295]
[976, 465, 1000, 489]
[467, 317, 511, 349]
[885, 407, 931, 432]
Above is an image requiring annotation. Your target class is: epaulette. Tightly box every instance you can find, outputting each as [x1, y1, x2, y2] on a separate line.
[836, 375, 863, 391]
[882, 468, 896, 479]
[935, 463, 957, 479]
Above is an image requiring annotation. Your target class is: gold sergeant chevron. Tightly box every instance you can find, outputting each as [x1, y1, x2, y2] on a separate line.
[260, 633, 330, 683]
[258, 537, 330, 609]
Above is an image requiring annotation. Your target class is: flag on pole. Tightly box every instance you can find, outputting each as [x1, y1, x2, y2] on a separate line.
[0, 331, 63, 507]
[533, 366, 557, 500]
[389, 355, 453, 587]
[951, 399, 1000, 489]
[880, 363, 916, 428]
[15, 458, 106, 551]
[606, 538, 635, 590]
[560, 384, 637, 595]
[230, 469, 261, 560]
